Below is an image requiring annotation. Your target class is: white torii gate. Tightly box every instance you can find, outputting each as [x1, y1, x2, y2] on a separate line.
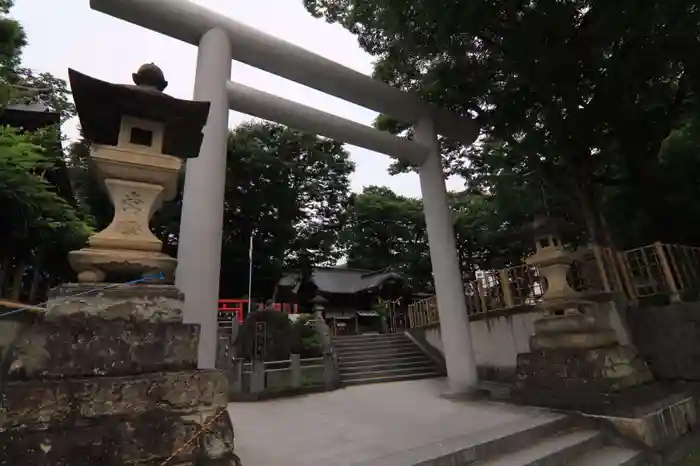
[90, 0, 480, 393]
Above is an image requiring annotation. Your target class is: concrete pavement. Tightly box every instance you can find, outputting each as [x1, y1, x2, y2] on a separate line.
[228, 377, 565, 466]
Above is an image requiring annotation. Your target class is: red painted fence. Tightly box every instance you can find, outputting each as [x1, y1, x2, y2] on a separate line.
[217, 299, 299, 323]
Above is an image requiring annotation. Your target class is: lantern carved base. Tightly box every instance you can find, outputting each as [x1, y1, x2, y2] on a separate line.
[69, 247, 177, 284]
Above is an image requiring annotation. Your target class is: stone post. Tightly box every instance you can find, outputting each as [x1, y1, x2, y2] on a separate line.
[231, 358, 243, 394]
[324, 352, 336, 390]
[251, 359, 266, 394]
[0, 65, 239, 465]
[291, 353, 302, 388]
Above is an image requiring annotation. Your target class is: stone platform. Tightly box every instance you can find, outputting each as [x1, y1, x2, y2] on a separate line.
[0, 284, 238, 465]
[229, 377, 572, 466]
[510, 381, 700, 448]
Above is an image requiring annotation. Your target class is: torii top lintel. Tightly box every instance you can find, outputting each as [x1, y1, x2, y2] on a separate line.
[89, 0, 478, 146]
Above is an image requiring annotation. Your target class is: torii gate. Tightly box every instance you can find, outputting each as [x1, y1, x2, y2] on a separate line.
[89, 0, 480, 393]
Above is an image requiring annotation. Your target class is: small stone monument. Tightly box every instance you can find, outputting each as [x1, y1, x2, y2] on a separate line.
[516, 215, 652, 392]
[0, 65, 240, 465]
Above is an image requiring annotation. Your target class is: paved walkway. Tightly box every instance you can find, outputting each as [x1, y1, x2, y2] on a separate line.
[228, 378, 563, 466]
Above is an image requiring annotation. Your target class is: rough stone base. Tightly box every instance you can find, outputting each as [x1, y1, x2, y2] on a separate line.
[2, 407, 235, 465]
[1, 284, 238, 465]
[516, 345, 653, 391]
[512, 382, 700, 448]
[46, 283, 185, 322]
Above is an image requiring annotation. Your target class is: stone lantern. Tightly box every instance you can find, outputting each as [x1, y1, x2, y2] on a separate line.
[66, 64, 210, 283]
[516, 215, 653, 393]
[525, 215, 579, 302]
[1, 66, 240, 464]
[311, 293, 328, 316]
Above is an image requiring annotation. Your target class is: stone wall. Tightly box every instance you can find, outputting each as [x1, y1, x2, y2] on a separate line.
[628, 302, 700, 381]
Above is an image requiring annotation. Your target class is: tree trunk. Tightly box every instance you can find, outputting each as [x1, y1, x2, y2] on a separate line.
[9, 260, 25, 302]
[28, 254, 43, 304]
[0, 257, 8, 298]
[567, 148, 613, 247]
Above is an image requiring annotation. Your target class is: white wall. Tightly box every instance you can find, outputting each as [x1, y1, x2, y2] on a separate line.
[423, 300, 632, 371]
[423, 311, 537, 370]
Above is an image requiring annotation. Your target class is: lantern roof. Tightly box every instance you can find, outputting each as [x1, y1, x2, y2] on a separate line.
[68, 64, 211, 159]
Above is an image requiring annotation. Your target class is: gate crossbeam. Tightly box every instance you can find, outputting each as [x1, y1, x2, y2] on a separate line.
[226, 81, 428, 165]
[89, 0, 477, 145]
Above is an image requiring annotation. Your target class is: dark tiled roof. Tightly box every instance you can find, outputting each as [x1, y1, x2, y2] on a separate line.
[68, 68, 210, 160]
[279, 267, 408, 294]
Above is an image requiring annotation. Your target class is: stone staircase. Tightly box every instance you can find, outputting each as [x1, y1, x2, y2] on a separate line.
[333, 333, 443, 386]
[366, 414, 650, 466]
[468, 428, 647, 466]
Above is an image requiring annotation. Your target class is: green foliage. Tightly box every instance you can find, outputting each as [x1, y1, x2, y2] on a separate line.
[290, 315, 323, 358]
[221, 122, 355, 298]
[340, 186, 432, 288]
[134, 121, 355, 300]
[305, 0, 700, 249]
[0, 126, 91, 262]
[340, 185, 533, 289]
[235, 309, 293, 361]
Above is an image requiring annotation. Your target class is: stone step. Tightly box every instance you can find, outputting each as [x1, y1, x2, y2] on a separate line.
[333, 337, 413, 348]
[341, 365, 441, 381]
[333, 333, 406, 342]
[335, 344, 421, 357]
[362, 412, 573, 466]
[478, 429, 603, 466]
[568, 445, 646, 466]
[340, 359, 435, 375]
[338, 354, 429, 368]
[341, 371, 442, 387]
[334, 343, 417, 352]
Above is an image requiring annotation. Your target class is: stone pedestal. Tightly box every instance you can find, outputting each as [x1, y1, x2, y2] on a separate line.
[0, 285, 239, 465]
[517, 298, 653, 392]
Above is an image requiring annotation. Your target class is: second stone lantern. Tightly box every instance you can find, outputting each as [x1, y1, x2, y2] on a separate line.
[516, 215, 652, 393]
[67, 64, 210, 283]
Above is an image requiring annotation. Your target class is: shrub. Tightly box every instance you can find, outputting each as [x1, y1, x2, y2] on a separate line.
[290, 314, 323, 358]
[234, 309, 293, 361]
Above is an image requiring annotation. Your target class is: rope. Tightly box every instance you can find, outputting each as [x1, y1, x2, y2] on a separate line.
[156, 407, 229, 466]
[0, 272, 164, 319]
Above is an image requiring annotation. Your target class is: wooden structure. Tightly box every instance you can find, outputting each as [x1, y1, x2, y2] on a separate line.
[276, 266, 413, 335]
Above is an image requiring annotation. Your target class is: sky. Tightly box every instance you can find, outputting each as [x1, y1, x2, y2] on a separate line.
[12, 0, 466, 198]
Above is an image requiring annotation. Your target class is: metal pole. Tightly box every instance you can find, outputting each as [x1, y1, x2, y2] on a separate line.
[247, 229, 255, 314]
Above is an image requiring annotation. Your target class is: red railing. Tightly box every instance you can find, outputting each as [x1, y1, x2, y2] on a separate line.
[217, 299, 300, 324]
[218, 299, 247, 323]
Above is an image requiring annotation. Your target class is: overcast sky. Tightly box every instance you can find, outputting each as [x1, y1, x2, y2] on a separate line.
[13, 0, 465, 198]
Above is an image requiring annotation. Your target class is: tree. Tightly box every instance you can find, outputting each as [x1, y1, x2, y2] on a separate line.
[339, 186, 533, 290]
[340, 186, 432, 289]
[0, 1, 86, 301]
[0, 127, 90, 299]
[304, 0, 700, 248]
[219, 122, 354, 300]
